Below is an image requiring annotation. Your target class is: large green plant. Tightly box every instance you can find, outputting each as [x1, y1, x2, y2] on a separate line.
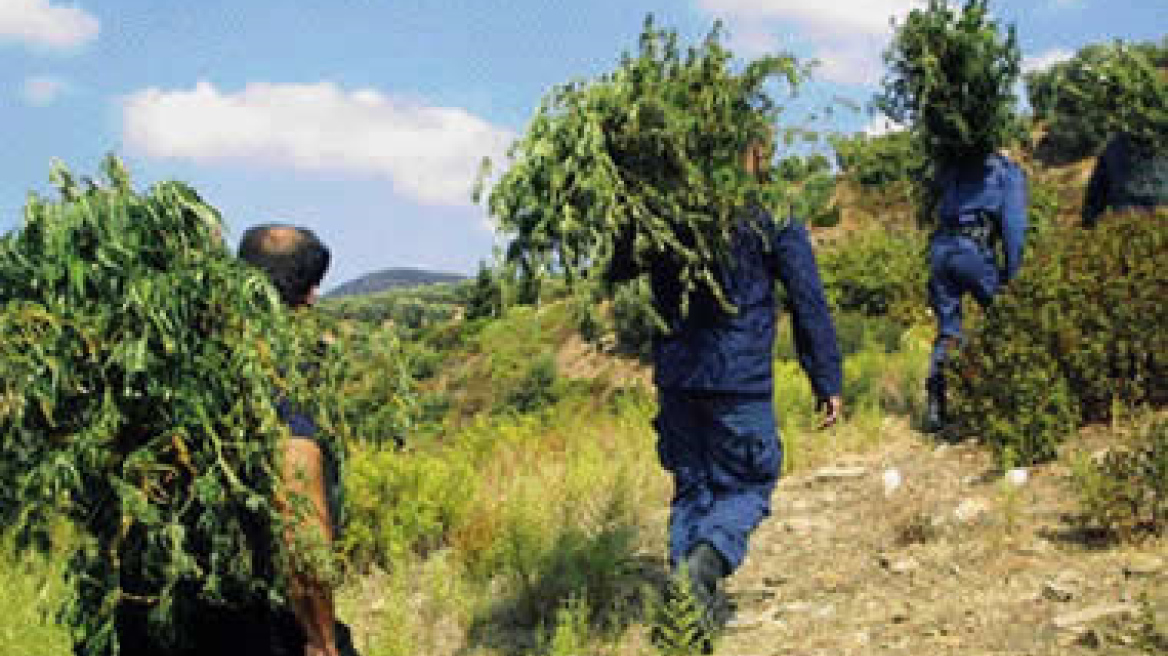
[1028, 38, 1168, 162]
[479, 16, 809, 317]
[949, 211, 1168, 464]
[877, 0, 1023, 172]
[0, 158, 344, 654]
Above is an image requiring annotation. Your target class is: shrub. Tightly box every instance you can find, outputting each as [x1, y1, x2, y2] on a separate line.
[831, 130, 923, 188]
[949, 212, 1168, 464]
[815, 228, 928, 324]
[341, 442, 476, 570]
[501, 353, 561, 415]
[1028, 38, 1168, 163]
[1070, 414, 1168, 537]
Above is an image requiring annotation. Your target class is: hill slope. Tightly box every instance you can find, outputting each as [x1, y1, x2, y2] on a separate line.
[326, 267, 466, 298]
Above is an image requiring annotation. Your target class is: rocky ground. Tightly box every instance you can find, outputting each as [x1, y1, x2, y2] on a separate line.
[718, 421, 1167, 656]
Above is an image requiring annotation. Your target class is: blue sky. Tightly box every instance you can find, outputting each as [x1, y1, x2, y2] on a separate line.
[2, 0, 1163, 289]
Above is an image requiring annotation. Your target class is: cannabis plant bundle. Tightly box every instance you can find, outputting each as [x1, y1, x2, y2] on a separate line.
[877, 0, 1023, 171]
[480, 17, 808, 317]
[0, 157, 335, 654]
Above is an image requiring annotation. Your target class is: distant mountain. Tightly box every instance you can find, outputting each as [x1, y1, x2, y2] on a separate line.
[325, 267, 467, 298]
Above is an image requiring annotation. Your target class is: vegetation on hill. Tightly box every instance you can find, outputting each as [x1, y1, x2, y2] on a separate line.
[326, 267, 466, 299]
[1028, 37, 1168, 163]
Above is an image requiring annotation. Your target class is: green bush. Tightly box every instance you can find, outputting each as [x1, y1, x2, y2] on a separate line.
[815, 228, 928, 324]
[341, 443, 476, 570]
[1028, 38, 1168, 163]
[776, 154, 840, 227]
[501, 353, 561, 415]
[950, 212, 1168, 464]
[1070, 414, 1168, 537]
[831, 130, 923, 188]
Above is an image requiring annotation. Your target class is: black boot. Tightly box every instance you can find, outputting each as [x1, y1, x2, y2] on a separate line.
[654, 542, 730, 654]
[924, 374, 946, 433]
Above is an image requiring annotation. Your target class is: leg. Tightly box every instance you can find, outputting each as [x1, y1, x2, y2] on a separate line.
[927, 246, 964, 432]
[653, 390, 714, 569]
[692, 394, 782, 575]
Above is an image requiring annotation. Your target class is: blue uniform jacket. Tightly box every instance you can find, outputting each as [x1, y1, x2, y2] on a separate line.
[935, 154, 1028, 282]
[1083, 134, 1168, 227]
[650, 210, 842, 398]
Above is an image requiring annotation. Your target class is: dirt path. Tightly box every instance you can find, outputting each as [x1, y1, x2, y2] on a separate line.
[718, 423, 1167, 655]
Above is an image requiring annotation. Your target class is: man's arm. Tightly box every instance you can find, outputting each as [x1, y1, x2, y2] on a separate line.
[281, 437, 339, 656]
[773, 220, 844, 419]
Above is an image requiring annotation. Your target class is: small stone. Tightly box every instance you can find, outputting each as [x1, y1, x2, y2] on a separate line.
[725, 610, 770, 631]
[1123, 555, 1163, 577]
[879, 553, 919, 574]
[1053, 603, 1138, 630]
[814, 465, 868, 481]
[953, 497, 990, 523]
[882, 468, 903, 496]
[1042, 579, 1076, 602]
[1005, 467, 1029, 486]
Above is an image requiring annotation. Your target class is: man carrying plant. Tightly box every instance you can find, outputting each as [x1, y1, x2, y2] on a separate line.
[646, 138, 844, 638]
[479, 19, 843, 648]
[237, 224, 358, 656]
[112, 225, 353, 656]
[878, 0, 1029, 433]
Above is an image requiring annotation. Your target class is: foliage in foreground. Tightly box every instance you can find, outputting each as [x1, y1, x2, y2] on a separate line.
[877, 0, 1023, 177]
[949, 212, 1167, 464]
[481, 16, 810, 318]
[1071, 414, 1168, 538]
[0, 159, 343, 655]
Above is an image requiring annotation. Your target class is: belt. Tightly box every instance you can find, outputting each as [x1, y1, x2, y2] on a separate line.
[935, 214, 996, 247]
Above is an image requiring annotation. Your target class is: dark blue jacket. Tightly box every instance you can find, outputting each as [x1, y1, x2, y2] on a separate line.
[1083, 133, 1168, 227]
[651, 211, 842, 398]
[935, 153, 1028, 282]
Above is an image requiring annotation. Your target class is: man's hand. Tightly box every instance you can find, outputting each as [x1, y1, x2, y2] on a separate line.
[816, 395, 843, 429]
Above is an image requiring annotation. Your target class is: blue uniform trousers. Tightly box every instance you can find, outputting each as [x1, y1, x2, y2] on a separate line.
[927, 235, 1000, 378]
[654, 390, 782, 574]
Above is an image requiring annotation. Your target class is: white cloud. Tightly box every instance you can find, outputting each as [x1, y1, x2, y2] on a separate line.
[1022, 48, 1074, 74]
[21, 75, 68, 105]
[0, 0, 99, 52]
[698, 0, 925, 86]
[122, 81, 514, 207]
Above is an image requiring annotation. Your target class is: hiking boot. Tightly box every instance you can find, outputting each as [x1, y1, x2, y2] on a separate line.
[652, 542, 730, 654]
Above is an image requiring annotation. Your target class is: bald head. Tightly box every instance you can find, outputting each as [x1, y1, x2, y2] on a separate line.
[238, 224, 330, 307]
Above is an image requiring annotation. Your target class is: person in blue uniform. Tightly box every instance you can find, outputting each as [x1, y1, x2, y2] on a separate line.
[1082, 132, 1168, 227]
[646, 141, 843, 637]
[925, 154, 1028, 432]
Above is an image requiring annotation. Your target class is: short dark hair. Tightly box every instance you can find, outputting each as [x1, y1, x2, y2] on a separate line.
[238, 224, 330, 307]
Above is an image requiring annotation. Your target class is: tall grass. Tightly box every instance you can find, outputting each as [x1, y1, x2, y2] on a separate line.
[2, 311, 929, 656]
[0, 538, 69, 656]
